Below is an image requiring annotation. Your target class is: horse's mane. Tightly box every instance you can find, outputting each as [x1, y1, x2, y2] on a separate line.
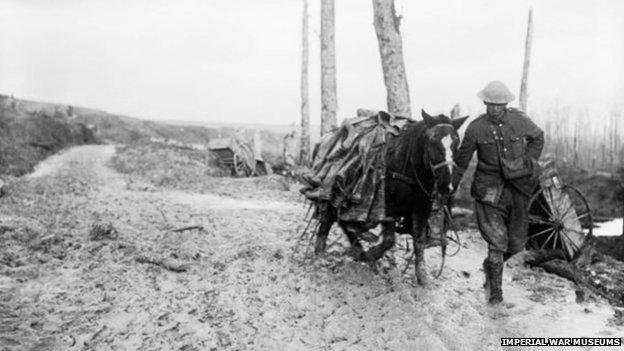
[386, 120, 428, 172]
[400, 120, 428, 143]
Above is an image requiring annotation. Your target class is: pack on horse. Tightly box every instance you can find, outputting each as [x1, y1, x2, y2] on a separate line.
[312, 110, 467, 284]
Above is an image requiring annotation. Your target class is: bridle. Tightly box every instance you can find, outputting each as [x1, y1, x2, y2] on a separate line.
[391, 124, 456, 200]
[391, 123, 462, 279]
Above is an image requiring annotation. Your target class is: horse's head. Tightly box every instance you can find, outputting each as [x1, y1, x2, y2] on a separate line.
[420, 109, 468, 195]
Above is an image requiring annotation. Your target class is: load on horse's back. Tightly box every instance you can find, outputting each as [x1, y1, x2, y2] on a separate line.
[300, 110, 467, 284]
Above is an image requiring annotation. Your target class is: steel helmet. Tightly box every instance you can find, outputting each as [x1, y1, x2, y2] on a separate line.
[477, 81, 515, 104]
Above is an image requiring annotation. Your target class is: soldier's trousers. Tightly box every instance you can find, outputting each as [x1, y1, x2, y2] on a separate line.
[475, 185, 530, 257]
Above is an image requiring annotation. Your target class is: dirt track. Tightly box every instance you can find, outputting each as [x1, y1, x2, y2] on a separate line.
[1, 145, 622, 351]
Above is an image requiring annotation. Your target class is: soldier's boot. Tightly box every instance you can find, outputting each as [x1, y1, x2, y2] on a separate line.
[414, 243, 430, 286]
[484, 250, 504, 304]
[488, 260, 504, 305]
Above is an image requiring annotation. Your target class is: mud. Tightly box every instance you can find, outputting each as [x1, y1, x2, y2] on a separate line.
[0, 145, 622, 350]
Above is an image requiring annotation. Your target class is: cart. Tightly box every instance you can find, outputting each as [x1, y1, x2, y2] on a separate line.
[526, 160, 593, 259]
[208, 138, 256, 177]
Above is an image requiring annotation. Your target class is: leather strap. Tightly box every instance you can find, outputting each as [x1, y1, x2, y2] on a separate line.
[391, 172, 416, 185]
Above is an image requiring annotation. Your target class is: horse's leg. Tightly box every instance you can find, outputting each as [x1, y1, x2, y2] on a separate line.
[314, 219, 333, 255]
[314, 206, 336, 255]
[338, 221, 365, 261]
[364, 221, 396, 262]
[412, 212, 430, 286]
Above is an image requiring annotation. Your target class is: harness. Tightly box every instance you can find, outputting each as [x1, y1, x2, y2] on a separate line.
[390, 127, 456, 199]
[390, 124, 461, 279]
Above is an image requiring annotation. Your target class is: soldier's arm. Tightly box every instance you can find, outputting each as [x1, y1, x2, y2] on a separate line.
[452, 124, 477, 187]
[524, 118, 544, 160]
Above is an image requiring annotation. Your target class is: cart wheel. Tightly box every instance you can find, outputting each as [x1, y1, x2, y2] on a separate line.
[233, 154, 242, 176]
[526, 184, 593, 259]
[233, 154, 253, 177]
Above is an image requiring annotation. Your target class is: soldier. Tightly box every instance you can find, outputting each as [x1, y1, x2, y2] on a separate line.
[453, 81, 544, 304]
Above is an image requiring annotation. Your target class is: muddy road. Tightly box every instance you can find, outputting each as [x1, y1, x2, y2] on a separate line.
[1, 145, 622, 350]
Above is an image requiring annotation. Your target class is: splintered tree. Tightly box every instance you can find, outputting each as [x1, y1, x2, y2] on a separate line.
[300, 0, 310, 164]
[320, 0, 337, 135]
[372, 0, 411, 117]
[519, 7, 533, 112]
[450, 104, 461, 119]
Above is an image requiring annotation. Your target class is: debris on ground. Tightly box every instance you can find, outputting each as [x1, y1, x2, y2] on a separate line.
[135, 254, 189, 272]
[524, 246, 624, 307]
[171, 225, 204, 233]
[89, 222, 119, 241]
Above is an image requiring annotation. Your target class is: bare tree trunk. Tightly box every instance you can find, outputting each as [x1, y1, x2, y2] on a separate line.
[573, 119, 578, 167]
[519, 8, 533, 112]
[320, 0, 337, 136]
[602, 125, 607, 169]
[450, 104, 461, 119]
[300, 0, 310, 164]
[372, 0, 411, 117]
[610, 111, 616, 172]
[615, 111, 620, 169]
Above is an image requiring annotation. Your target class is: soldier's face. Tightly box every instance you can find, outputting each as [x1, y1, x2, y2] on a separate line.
[486, 103, 506, 118]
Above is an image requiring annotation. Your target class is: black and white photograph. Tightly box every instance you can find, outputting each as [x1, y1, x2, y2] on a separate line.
[0, 0, 623, 350]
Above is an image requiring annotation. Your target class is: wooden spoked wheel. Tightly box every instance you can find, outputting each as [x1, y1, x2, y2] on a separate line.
[526, 184, 593, 259]
[232, 154, 253, 177]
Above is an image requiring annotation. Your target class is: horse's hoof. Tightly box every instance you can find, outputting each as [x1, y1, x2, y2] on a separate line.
[314, 239, 327, 255]
[350, 248, 365, 262]
[488, 295, 503, 305]
[363, 251, 376, 262]
[416, 276, 430, 286]
[368, 261, 379, 274]
[415, 269, 430, 286]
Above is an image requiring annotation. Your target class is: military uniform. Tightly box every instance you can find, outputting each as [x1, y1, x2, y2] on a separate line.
[454, 108, 544, 256]
[454, 80, 545, 304]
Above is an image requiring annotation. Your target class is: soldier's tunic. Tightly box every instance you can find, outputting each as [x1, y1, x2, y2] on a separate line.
[454, 108, 544, 255]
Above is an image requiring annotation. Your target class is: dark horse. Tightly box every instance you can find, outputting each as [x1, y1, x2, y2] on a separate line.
[314, 110, 467, 284]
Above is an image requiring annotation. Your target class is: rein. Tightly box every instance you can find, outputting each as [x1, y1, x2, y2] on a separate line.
[391, 124, 462, 279]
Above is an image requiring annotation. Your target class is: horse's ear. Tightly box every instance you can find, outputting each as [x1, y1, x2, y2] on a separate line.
[451, 116, 469, 130]
[378, 110, 393, 121]
[421, 109, 436, 127]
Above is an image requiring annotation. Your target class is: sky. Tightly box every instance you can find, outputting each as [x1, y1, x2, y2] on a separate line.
[0, 0, 622, 126]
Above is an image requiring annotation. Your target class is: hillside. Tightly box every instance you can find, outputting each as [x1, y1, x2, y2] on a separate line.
[0, 95, 97, 176]
[1, 95, 296, 172]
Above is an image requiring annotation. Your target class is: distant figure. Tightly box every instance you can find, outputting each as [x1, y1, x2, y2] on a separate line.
[452, 81, 545, 305]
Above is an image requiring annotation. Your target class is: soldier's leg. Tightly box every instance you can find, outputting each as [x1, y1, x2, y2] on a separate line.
[505, 188, 531, 261]
[475, 200, 509, 256]
[475, 194, 510, 304]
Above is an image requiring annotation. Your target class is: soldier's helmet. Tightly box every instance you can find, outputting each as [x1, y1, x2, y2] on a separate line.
[477, 81, 515, 104]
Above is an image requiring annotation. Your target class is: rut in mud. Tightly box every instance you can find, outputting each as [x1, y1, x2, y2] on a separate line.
[0, 145, 622, 351]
